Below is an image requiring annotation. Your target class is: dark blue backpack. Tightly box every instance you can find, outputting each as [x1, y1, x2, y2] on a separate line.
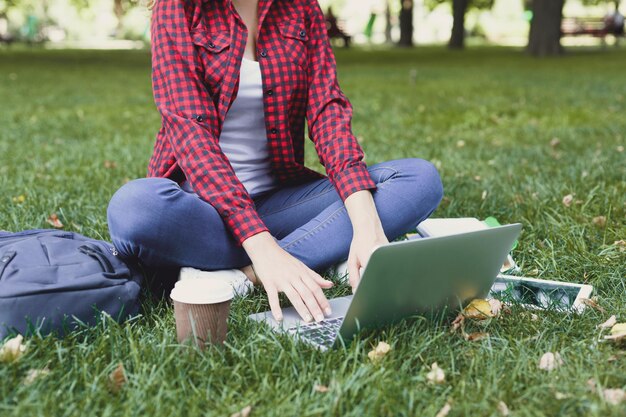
[0, 229, 143, 340]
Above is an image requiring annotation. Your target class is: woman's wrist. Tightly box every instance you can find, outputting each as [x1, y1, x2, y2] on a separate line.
[242, 231, 283, 262]
[344, 190, 385, 237]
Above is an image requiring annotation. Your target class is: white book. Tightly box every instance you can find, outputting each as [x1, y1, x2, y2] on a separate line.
[417, 217, 488, 237]
[416, 217, 519, 274]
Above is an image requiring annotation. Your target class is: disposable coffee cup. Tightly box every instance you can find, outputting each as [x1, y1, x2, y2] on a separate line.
[170, 279, 234, 348]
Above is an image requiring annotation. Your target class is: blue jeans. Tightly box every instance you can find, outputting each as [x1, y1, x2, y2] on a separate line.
[107, 158, 443, 274]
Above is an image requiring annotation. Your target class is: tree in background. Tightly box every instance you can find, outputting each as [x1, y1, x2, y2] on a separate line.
[398, 0, 413, 46]
[426, 0, 494, 49]
[527, 0, 617, 56]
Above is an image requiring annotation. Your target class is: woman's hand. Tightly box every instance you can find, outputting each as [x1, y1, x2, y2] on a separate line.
[242, 232, 333, 323]
[344, 190, 388, 292]
[346, 230, 388, 293]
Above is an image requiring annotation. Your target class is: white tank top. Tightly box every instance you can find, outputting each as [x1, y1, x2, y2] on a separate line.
[217, 58, 277, 197]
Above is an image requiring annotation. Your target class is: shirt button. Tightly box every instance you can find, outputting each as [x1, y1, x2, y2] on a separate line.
[260, 50, 268, 58]
[270, 128, 278, 134]
[208, 41, 216, 49]
[195, 115, 204, 122]
[299, 30, 306, 38]
[266, 89, 274, 96]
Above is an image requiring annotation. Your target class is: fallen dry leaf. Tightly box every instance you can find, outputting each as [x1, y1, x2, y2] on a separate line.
[427, 362, 445, 385]
[562, 194, 574, 207]
[104, 160, 117, 169]
[538, 352, 563, 371]
[602, 388, 626, 406]
[592, 216, 607, 227]
[231, 405, 252, 417]
[580, 298, 606, 313]
[314, 384, 329, 393]
[451, 313, 465, 333]
[530, 313, 539, 321]
[488, 299, 503, 317]
[465, 332, 489, 342]
[23, 368, 50, 386]
[604, 323, 626, 343]
[456, 140, 466, 148]
[497, 400, 510, 416]
[435, 402, 452, 417]
[554, 392, 569, 400]
[616, 145, 624, 153]
[46, 213, 64, 229]
[587, 378, 597, 393]
[108, 363, 127, 393]
[463, 299, 495, 320]
[613, 240, 626, 252]
[0, 334, 27, 363]
[549, 137, 561, 148]
[12, 194, 26, 204]
[598, 315, 617, 330]
[481, 190, 488, 200]
[367, 341, 391, 362]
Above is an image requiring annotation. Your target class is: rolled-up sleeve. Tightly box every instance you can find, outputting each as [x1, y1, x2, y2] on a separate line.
[150, 1, 268, 245]
[305, 0, 376, 201]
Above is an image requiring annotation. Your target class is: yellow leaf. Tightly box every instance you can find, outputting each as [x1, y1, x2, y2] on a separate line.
[602, 388, 626, 406]
[463, 299, 494, 320]
[12, 195, 26, 204]
[426, 362, 445, 384]
[538, 352, 563, 371]
[497, 400, 510, 416]
[0, 335, 26, 363]
[435, 402, 452, 417]
[598, 315, 617, 330]
[314, 384, 329, 393]
[108, 363, 127, 393]
[230, 405, 252, 417]
[604, 323, 626, 343]
[367, 341, 391, 362]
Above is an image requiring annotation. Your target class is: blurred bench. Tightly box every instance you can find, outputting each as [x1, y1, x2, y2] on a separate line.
[561, 17, 624, 45]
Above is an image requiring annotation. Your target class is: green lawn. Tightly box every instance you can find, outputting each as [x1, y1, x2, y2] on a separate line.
[0, 45, 625, 416]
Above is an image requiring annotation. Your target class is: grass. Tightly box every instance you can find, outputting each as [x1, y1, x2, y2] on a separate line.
[0, 45, 625, 416]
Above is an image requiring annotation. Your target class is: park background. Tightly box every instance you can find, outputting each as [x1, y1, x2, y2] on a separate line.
[1, 0, 625, 416]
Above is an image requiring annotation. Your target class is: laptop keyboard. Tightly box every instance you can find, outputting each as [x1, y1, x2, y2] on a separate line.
[287, 317, 343, 348]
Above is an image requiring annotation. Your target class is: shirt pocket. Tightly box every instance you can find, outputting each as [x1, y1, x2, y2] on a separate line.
[191, 27, 231, 90]
[277, 20, 309, 70]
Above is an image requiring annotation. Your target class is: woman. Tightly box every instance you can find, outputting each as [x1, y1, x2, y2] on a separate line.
[107, 0, 443, 324]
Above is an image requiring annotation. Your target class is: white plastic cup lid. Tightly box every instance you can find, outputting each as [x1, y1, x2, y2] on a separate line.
[170, 279, 234, 304]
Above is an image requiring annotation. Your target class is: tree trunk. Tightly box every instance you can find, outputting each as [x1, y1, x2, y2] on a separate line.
[385, 1, 392, 44]
[113, 0, 124, 37]
[527, 0, 565, 56]
[448, 0, 469, 49]
[398, 0, 414, 47]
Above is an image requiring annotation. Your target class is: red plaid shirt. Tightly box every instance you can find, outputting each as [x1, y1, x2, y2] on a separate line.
[148, 0, 376, 245]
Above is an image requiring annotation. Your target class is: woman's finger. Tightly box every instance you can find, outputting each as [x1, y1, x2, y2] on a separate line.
[309, 270, 334, 288]
[302, 274, 332, 316]
[292, 278, 325, 322]
[348, 258, 361, 293]
[265, 286, 283, 322]
[283, 285, 313, 323]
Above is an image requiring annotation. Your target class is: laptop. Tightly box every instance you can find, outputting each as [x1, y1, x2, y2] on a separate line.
[248, 223, 522, 351]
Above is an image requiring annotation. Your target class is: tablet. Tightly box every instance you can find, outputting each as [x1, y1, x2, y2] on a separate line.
[489, 274, 594, 313]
